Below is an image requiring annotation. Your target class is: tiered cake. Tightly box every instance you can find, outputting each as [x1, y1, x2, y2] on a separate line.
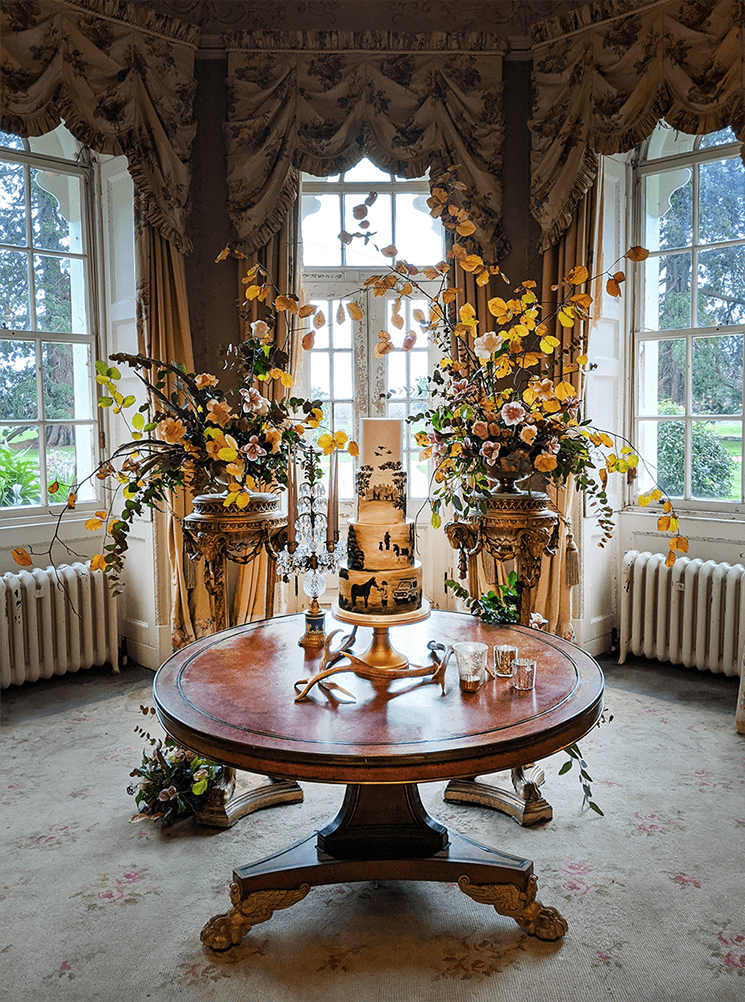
[338, 418, 422, 616]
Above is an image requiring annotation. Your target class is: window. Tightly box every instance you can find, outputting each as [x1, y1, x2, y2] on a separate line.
[300, 159, 443, 501]
[0, 124, 100, 512]
[632, 123, 744, 507]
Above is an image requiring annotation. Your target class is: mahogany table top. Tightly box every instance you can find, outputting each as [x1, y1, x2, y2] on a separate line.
[153, 610, 604, 785]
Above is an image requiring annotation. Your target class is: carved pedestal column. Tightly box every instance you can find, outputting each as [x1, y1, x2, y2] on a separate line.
[444, 489, 560, 826]
[183, 492, 302, 826]
[183, 492, 287, 631]
[445, 489, 559, 627]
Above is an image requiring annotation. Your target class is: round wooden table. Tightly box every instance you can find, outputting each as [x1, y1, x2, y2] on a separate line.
[153, 610, 604, 950]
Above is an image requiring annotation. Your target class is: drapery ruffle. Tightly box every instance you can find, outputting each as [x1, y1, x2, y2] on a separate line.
[224, 30, 508, 260]
[529, 0, 745, 250]
[0, 0, 198, 254]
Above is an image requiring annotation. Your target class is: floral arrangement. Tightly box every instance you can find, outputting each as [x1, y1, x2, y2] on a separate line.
[127, 706, 226, 827]
[315, 167, 688, 565]
[11, 317, 331, 583]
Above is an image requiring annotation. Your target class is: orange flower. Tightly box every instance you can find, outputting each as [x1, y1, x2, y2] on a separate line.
[206, 398, 231, 427]
[195, 373, 219, 389]
[161, 416, 186, 444]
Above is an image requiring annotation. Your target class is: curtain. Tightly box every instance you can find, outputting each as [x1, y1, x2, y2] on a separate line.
[231, 202, 301, 625]
[1, 0, 202, 648]
[0, 0, 198, 254]
[531, 179, 601, 639]
[223, 30, 508, 260]
[134, 204, 213, 647]
[529, 0, 745, 251]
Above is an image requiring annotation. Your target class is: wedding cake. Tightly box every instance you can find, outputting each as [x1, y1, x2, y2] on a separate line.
[338, 418, 422, 616]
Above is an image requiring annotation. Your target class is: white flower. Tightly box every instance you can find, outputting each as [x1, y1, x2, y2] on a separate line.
[500, 401, 528, 427]
[473, 331, 504, 360]
[240, 387, 270, 416]
[250, 320, 271, 340]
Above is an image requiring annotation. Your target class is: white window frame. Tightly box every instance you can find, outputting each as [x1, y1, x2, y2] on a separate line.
[630, 126, 745, 515]
[0, 127, 104, 527]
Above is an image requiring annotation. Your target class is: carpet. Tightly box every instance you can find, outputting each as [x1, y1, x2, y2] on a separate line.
[1, 654, 743, 1002]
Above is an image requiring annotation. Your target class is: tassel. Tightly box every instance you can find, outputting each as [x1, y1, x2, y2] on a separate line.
[565, 526, 580, 588]
[183, 550, 197, 589]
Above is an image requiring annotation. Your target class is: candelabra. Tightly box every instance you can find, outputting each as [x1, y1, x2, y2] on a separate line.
[270, 448, 345, 647]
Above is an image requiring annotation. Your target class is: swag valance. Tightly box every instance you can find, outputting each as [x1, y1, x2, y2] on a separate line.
[224, 30, 508, 259]
[0, 0, 199, 254]
[529, 0, 745, 250]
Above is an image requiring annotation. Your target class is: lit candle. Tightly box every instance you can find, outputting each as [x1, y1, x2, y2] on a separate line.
[286, 456, 296, 545]
[326, 450, 338, 544]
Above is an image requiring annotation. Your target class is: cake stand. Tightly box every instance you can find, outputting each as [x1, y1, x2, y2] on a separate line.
[332, 599, 431, 670]
[293, 600, 452, 702]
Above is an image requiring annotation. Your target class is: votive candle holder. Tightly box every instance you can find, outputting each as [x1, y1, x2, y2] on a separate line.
[513, 658, 537, 691]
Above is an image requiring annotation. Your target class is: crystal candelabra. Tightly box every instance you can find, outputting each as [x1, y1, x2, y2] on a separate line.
[272, 448, 345, 647]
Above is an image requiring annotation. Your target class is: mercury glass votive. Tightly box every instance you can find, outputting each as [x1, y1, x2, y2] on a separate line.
[493, 644, 518, 677]
[454, 642, 488, 692]
[513, 658, 537, 691]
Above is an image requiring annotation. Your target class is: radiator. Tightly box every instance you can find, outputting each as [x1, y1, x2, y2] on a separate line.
[619, 550, 745, 676]
[1, 561, 119, 688]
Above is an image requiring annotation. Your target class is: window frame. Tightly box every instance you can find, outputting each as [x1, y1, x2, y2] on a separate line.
[630, 127, 745, 514]
[0, 130, 105, 525]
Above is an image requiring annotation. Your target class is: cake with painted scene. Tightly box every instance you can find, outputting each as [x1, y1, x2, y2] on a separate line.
[338, 418, 422, 616]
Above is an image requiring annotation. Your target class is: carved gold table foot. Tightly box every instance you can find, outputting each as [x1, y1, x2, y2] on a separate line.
[459, 874, 568, 940]
[195, 770, 303, 829]
[443, 764, 553, 827]
[200, 783, 567, 950]
[201, 882, 311, 950]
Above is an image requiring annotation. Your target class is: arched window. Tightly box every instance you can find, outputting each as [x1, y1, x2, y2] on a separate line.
[632, 123, 744, 507]
[300, 158, 444, 501]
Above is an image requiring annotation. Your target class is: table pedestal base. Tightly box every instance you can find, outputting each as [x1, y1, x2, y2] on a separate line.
[195, 771, 303, 829]
[201, 783, 567, 949]
[444, 765, 553, 827]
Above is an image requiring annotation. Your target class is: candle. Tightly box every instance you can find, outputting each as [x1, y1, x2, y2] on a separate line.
[326, 450, 338, 544]
[286, 456, 296, 545]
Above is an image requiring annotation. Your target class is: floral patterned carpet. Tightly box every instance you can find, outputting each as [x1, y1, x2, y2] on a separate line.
[1, 653, 743, 1002]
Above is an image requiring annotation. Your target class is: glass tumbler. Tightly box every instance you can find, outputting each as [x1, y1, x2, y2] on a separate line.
[493, 644, 518, 677]
[453, 641, 488, 692]
[513, 658, 537, 690]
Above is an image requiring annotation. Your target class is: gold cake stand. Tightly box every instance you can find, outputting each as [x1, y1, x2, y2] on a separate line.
[294, 600, 453, 701]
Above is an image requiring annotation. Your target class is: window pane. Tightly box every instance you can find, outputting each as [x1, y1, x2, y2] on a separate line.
[0, 160, 27, 246]
[0, 339, 37, 420]
[42, 342, 93, 420]
[410, 454, 429, 498]
[644, 168, 692, 251]
[344, 192, 392, 266]
[699, 127, 737, 149]
[0, 131, 24, 151]
[301, 172, 340, 183]
[338, 448, 354, 500]
[342, 159, 391, 183]
[331, 301, 352, 349]
[309, 350, 330, 398]
[645, 252, 691, 330]
[691, 420, 739, 500]
[333, 401, 353, 439]
[34, 254, 88, 333]
[388, 401, 407, 422]
[408, 351, 429, 397]
[645, 125, 695, 161]
[32, 169, 84, 254]
[301, 193, 341, 267]
[638, 338, 685, 415]
[699, 157, 745, 244]
[387, 350, 407, 397]
[0, 426, 41, 507]
[332, 351, 352, 399]
[697, 247, 745, 327]
[0, 248, 30, 328]
[649, 418, 685, 497]
[309, 299, 329, 349]
[46, 422, 96, 501]
[394, 192, 444, 264]
[691, 334, 743, 415]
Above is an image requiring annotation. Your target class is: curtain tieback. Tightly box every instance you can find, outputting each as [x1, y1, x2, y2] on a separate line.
[565, 526, 580, 588]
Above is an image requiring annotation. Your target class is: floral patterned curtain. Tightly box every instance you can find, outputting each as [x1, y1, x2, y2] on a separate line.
[529, 0, 745, 251]
[0, 0, 198, 253]
[224, 30, 508, 260]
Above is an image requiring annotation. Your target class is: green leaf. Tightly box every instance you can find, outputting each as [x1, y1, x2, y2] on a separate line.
[122, 395, 136, 408]
[589, 802, 605, 816]
[98, 396, 113, 408]
[431, 512, 441, 529]
[132, 412, 144, 430]
[108, 366, 121, 380]
[95, 359, 109, 375]
[558, 760, 573, 775]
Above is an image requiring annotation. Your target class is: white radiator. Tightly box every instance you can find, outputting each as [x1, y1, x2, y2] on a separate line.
[1, 561, 119, 688]
[619, 550, 745, 676]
